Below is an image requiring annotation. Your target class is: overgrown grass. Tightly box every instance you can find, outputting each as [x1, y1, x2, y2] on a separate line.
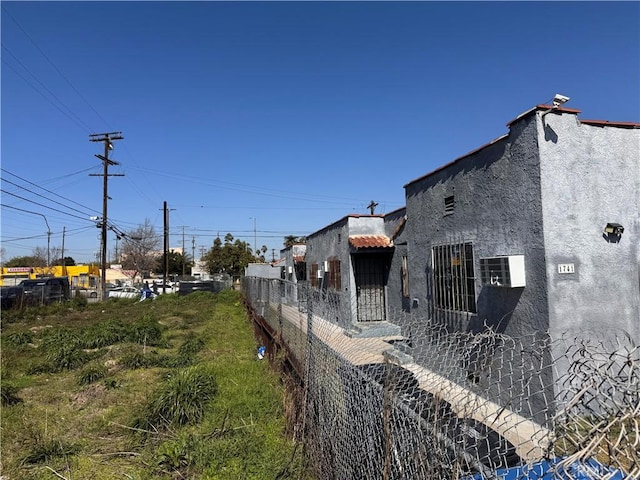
[1, 288, 311, 479]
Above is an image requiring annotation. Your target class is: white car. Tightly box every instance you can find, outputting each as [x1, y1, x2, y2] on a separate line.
[107, 286, 140, 299]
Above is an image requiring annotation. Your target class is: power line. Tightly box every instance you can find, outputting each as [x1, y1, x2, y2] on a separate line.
[1, 167, 102, 216]
[1, 58, 93, 134]
[1, 44, 95, 133]
[2, 5, 113, 132]
[1, 177, 98, 219]
[0, 189, 92, 223]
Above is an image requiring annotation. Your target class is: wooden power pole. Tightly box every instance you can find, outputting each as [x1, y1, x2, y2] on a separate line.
[89, 132, 123, 300]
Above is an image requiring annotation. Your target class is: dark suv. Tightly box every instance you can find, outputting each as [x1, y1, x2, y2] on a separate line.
[18, 277, 71, 306]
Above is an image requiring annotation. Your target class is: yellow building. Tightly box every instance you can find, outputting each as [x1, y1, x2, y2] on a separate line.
[0, 265, 100, 287]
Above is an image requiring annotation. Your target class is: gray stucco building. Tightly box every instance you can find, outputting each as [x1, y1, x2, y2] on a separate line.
[404, 104, 639, 343]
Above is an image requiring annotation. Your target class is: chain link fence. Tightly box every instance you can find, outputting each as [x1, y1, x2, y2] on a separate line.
[243, 277, 639, 479]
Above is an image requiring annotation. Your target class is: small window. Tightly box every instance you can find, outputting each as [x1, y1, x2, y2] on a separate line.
[401, 255, 410, 298]
[444, 195, 455, 215]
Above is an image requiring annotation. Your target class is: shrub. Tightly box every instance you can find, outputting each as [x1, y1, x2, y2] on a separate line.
[136, 365, 217, 430]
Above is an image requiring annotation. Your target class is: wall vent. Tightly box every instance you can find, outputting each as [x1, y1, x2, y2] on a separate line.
[479, 255, 526, 288]
[444, 195, 455, 215]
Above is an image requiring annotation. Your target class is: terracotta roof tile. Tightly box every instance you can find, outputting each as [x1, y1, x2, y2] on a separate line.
[349, 235, 393, 249]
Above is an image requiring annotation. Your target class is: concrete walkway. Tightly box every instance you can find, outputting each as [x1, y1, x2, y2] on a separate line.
[278, 302, 551, 462]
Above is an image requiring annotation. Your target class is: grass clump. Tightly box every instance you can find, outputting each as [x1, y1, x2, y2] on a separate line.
[178, 334, 206, 356]
[21, 438, 80, 465]
[4, 330, 34, 347]
[77, 362, 108, 385]
[136, 365, 217, 431]
[1, 382, 22, 406]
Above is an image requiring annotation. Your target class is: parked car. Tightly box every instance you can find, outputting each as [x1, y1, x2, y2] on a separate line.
[178, 281, 218, 296]
[19, 277, 71, 306]
[75, 287, 98, 299]
[107, 286, 140, 299]
[152, 283, 175, 294]
[1, 286, 25, 309]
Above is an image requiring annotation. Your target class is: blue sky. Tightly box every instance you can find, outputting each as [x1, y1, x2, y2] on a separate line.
[2, 1, 639, 264]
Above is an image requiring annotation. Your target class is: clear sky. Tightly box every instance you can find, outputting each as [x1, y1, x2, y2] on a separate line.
[2, 1, 639, 264]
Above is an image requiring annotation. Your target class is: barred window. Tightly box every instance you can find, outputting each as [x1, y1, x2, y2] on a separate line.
[327, 258, 341, 290]
[432, 243, 476, 313]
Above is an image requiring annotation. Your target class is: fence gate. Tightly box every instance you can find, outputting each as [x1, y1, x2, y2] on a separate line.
[354, 254, 387, 322]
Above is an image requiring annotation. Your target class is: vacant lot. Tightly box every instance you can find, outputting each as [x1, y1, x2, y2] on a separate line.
[1, 290, 309, 479]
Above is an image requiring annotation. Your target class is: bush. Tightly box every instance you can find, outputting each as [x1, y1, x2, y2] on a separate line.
[136, 365, 217, 430]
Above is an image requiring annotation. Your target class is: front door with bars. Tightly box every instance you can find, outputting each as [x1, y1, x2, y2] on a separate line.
[354, 254, 387, 322]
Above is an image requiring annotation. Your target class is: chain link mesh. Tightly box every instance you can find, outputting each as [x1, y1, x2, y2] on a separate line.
[243, 278, 638, 479]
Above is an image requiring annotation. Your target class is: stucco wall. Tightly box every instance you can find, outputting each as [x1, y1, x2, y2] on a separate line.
[537, 112, 640, 343]
[404, 116, 549, 339]
[384, 209, 410, 315]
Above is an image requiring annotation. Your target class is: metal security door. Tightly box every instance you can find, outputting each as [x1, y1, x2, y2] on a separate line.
[354, 254, 386, 322]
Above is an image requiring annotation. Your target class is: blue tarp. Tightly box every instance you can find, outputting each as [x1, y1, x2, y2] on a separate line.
[464, 457, 627, 480]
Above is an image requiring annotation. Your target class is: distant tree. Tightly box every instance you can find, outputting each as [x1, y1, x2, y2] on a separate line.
[203, 234, 253, 277]
[153, 250, 192, 276]
[283, 236, 306, 247]
[5, 256, 40, 267]
[52, 256, 76, 266]
[120, 219, 161, 279]
[32, 247, 49, 267]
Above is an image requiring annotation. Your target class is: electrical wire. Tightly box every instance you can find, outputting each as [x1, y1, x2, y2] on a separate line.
[1, 177, 99, 218]
[2, 5, 113, 132]
[0, 190, 93, 223]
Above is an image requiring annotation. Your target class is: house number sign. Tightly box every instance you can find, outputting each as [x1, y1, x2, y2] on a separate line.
[558, 263, 575, 274]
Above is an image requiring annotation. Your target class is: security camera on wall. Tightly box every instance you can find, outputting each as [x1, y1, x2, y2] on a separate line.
[553, 94, 570, 107]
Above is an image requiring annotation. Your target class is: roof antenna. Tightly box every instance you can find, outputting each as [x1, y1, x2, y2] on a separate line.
[367, 200, 379, 214]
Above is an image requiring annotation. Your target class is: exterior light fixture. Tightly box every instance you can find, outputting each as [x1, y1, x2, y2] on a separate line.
[552, 94, 570, 107]
[604, 223, 624, 236]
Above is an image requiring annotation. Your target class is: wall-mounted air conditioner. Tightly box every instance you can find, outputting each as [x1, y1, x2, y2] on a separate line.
[479, 255, 525, 288]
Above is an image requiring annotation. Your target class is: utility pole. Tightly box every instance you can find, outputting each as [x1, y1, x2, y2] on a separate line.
[61, 226, 66, 277]
[179, 225, 188, 278]
[90, 131, 124, 300]
[163, 201, 169, 293]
